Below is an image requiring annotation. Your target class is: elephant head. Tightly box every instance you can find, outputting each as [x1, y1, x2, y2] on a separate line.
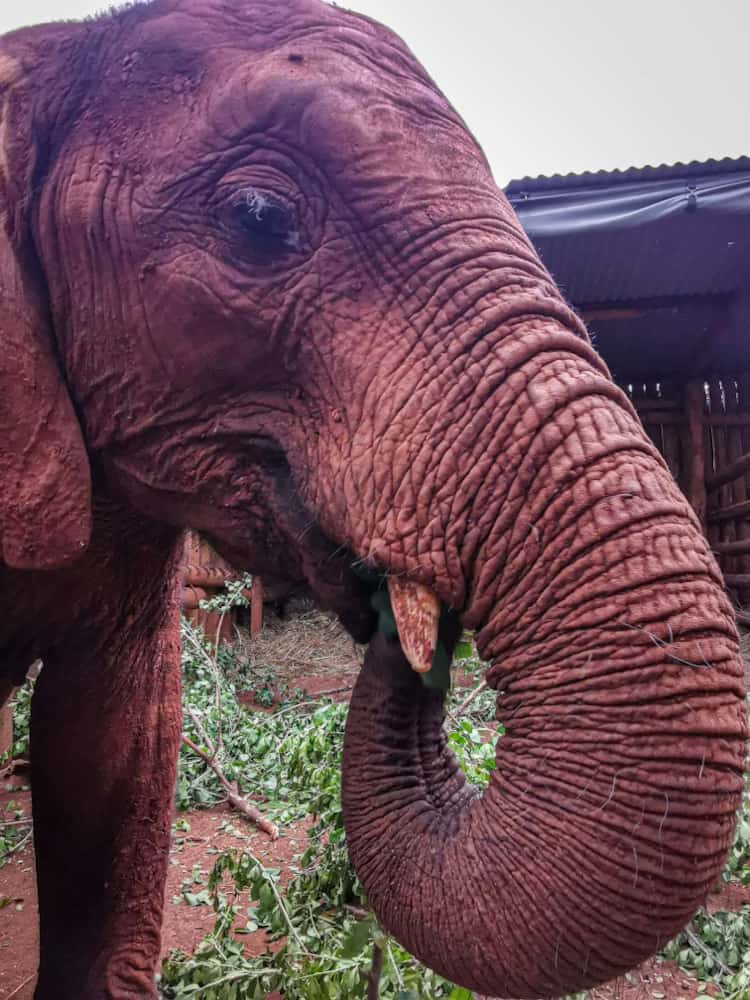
[0, 1, 746, 997]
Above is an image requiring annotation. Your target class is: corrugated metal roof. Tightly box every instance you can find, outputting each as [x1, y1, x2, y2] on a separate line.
[504, 156, 750, 376]
[505, 156, 750, 195]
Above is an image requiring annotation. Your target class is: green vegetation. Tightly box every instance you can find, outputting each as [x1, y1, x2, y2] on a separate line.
[1, 598, 748, 998]
[161, 612, 498, 998]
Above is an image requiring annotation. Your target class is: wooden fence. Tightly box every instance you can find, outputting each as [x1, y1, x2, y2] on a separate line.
[182, 532, 263, 644]
[623, 373, 750, 607]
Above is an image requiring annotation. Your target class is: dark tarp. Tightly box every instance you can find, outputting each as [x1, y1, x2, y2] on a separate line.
[505, 160, 750, 378]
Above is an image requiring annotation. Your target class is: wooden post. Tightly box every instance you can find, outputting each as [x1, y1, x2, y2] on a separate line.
[708, 498, 750, 523]
[685, 379, 707, 527]
[712, 538, 750, 556]
[250, 577, 264, 638]
[0, 682, 14, 761]
[706, 449, 750, 494]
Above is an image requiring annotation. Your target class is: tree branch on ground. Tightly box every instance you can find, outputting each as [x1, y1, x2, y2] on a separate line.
[366, 942, 383, 1000]
[182, 708, 278, 840]
[448, 678, 488, 723]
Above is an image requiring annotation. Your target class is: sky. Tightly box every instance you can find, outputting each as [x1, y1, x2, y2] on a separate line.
[1, 0, 747, 185]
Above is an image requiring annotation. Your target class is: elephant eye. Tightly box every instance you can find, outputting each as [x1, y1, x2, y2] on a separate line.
[232, 188, 300, 253]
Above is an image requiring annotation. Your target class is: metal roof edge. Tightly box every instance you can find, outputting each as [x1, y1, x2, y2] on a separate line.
[504, 156, 750, 196]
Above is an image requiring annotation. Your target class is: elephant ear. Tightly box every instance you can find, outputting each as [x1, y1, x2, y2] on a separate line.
[0, 32, 91, 570]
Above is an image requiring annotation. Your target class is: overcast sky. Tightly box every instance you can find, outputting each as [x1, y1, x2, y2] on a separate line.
[1, 0, 747, 185]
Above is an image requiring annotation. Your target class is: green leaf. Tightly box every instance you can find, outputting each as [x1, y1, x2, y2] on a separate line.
[340, 918, 373, 958]
[453, 640, 473, 660]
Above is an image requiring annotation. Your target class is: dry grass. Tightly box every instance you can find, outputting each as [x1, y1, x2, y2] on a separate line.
[236, 607, 363, 687]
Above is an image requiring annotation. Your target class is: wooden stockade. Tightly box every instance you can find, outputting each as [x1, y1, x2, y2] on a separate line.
[182, 531, 263, 645]
[623, 373, 750, 607]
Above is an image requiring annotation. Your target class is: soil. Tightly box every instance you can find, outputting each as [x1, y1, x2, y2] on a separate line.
[0, 789, 308, 1000]
[1, 614, 748, 999]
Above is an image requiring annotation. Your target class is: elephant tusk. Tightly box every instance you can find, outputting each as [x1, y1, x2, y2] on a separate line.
[386, 577, 440, 673]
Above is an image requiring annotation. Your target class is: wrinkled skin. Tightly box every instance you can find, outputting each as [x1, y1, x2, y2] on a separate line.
[0, 1, 746, 997]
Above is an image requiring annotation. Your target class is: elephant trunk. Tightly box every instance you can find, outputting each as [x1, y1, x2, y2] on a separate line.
[342, 367, 747, 998]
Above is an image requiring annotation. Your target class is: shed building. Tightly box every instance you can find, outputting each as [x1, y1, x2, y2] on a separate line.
[507, 157, 750, 611]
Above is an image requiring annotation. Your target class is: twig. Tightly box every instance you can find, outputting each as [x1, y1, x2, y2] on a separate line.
[264, 865, 311, 957]
[213, 612, 226, 755]
[181, 624, 225, 754]
[684, 925, 732, 977]
[0, 758, 30, 780]
[4, 828, 32, 857]
[311, 683, 354, 698]
[367, 942, 384, 1000]
[448, 678, 489, 723]
[386, 940, 404, 990]
[181, 734, 278, 840]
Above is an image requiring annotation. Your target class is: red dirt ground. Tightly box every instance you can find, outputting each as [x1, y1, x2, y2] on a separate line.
[1, 778, 747, 999]
[0, 789, 309, 1000]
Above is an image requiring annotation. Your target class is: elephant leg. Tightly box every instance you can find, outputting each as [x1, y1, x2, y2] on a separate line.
[30, 540, 182, 999]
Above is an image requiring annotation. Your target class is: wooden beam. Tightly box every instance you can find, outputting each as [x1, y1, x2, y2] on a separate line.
[706, 450, 750, 493]
[250, 577, 264, 638]
[633, 411, 683, 425]
[712, 538, 750, 556]
[632, 399, 681, 411]
[583, 307, 645, 322]
[708, 499, 750, 523]
[706, 414, 750, 427]
[580, 292, 731, 321]
[685, 380, 707, 526]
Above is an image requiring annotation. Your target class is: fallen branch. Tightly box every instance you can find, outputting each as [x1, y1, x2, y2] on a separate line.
[310, 683, 354, 699]
[447, 678, 488, 723]
[0, 758, 30, 781]
[181, 732, 278, 840]
[684, 924, 733, 978]
[366, 942, 384, 1000]
[3, 828, 33, 858]
[181, 620, 278, 839]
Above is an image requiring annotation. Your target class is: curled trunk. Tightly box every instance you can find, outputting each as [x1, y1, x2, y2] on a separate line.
[342, 369, 747, 998]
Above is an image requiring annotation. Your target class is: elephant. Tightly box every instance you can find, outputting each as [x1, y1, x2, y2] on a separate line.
[0, 0, 746, 996]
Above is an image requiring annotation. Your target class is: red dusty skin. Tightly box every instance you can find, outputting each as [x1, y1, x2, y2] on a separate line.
[387, 577, 440, 673]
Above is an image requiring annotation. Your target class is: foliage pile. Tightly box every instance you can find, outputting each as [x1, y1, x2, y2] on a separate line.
[1, 602, 748, 997]
[162, 617, 496, 998]
[0, 682, 33, 868]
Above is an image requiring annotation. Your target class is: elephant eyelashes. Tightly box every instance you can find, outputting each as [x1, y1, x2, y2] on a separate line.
[232, 188, 301, 253]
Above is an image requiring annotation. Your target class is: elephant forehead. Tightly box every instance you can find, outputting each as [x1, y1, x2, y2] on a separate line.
[101, 0, 474, 164]
[213, 58, 463, 157]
